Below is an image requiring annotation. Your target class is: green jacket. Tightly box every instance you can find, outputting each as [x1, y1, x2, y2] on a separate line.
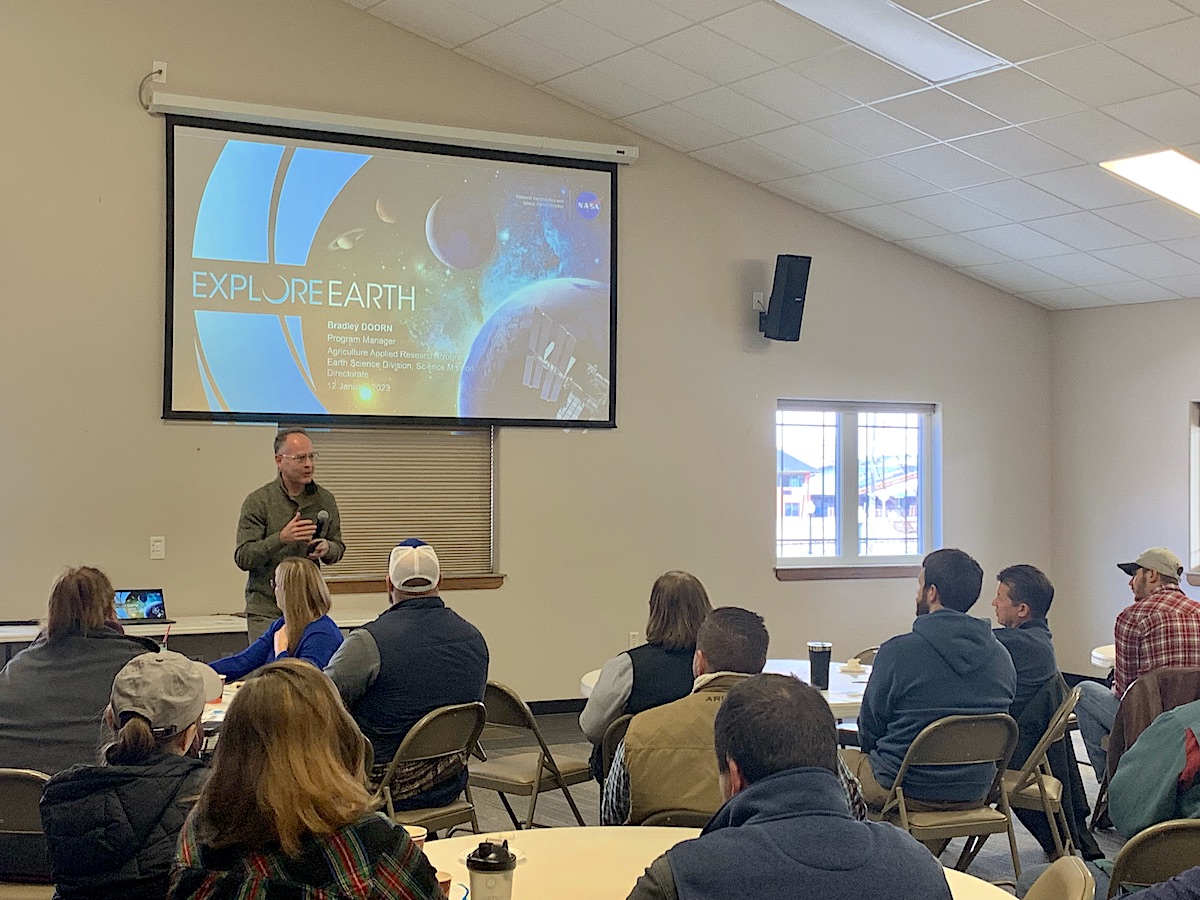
[234, 475, 344, 619]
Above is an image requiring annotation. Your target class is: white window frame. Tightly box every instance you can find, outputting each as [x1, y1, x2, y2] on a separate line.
[775, 399, 942, 570]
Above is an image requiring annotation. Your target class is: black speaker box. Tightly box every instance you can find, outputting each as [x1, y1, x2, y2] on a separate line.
[760, 254, 811, 342]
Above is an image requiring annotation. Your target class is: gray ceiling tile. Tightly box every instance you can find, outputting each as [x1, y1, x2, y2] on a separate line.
[936, 0, 1091, 63]
[1019, 286, 1111, 309]
[1110, 17, 1200, 87]
[944, 67, 1086, 125]
[894, 193, 1012, 231]
[1102, 90, 1200, 148]
[950, 127, 1084, 177]
[752, 124, 870, 170]
[1025, 252, 1137, 286]
[764, 173, 878, 211]
[791, 45, 928, 105]
[706, 2, 845, 65]
[693, 139, 812, 182]
[1092, 243, 1200, 279]
[1026, 164, 1157, 209]
[1023, 110, 1161, 164]
[1024, 211, 1145, 251]
[1021, 44, 1176, 108]
[1095, 200, 1200, 242]
[958, 260, 1073, 292]
[648, 25, 775, 83]
[897, 233, 1014, 267]
[808, 107, 935, 156]
[1022, 0, 1192, 41]
[1153, 272, 1200, 298]
[593, 49, 717, 103]
[730, 69, 854, 122]
[1089, 280, 1182, 303]
[558, 0, 691, 43]
[834, 205, 948, 241]
[961, 223, 1078, 258]
[874, 88, 1009, 141]
[823, 159, 942, 203]
[957, 179, 1079, 220]
[885, 144, 1008, 190]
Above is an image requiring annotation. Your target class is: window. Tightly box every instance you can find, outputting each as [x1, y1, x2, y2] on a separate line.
[775, 401, 939, 568]
[313, 428, 496, 590]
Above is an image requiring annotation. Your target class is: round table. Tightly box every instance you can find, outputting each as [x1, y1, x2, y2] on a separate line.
[580, 659, 870, 719]
[1091, 643, 1116, 670]
[422, 827, 1014, 899]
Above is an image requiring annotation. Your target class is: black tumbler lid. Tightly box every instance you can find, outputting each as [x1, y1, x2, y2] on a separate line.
[466, 840, 517, 872]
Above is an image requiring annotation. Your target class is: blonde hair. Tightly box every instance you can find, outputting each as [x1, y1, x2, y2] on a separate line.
[46, 566, 114, 641]
[192, 659, 369, 857]
[275, 557, 332, 656]
[645, 571, 713, 650]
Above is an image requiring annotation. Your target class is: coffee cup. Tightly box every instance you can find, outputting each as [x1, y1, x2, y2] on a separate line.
[402, 824, 427, 849]
[808, 641, 833, 690]
[436, 871, 452, 894]
[466, 839, 517, 900]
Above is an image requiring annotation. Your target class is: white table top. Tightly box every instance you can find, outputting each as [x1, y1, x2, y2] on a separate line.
[421, 827, 1012, 899]
[1092, 643, 1116, 669]
[0, 611, 376, 644]
[580, 659, 870, 719]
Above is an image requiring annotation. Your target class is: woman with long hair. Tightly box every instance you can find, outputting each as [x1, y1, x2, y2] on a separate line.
[40, 651, 214, 899]
[170, 659, 440, 899]
[210, 557, 343, 680]
[0, 566, 158, 774]
[579, 570, 713, 781]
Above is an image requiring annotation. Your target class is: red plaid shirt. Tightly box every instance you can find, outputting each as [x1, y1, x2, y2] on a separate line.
[1114, 585, 1200, 697]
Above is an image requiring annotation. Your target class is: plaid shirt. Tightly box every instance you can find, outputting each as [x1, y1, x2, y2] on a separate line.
[169, 811, 442, 900]
[1114, 585, 1200, 698]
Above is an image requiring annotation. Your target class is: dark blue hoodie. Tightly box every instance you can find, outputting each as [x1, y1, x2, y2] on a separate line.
[858, 608, 1017, 801]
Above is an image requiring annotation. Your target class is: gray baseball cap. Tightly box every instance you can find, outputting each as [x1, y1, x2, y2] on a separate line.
[110, 651, 219, 738]
[1118, 547, 1184, 580]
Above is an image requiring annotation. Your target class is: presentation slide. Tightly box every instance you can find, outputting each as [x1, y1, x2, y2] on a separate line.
[166, 118, 616, 426]
[114, 590, 167, 621]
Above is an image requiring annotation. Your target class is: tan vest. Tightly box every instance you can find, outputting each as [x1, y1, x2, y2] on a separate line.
[624, 673, 749, 825]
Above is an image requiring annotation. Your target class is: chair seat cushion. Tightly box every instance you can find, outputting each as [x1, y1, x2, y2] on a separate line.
[469, 753, 591, 792]
[1003, 770, 1063, 806]
[389, 798, 474, 828]
[902, 807, 1010, 830]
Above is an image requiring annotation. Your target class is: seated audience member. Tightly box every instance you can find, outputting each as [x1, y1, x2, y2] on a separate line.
[169, 659, 440, 900]
[841, 548, 1017, 810]
[1108, 695, 1200, 838]
[627, 674, 952, 900]
[580, 570, 713, 782]
[602, 607, 866, 826]
[324, 538, 488, 809]
[0, 566, 157, 774]
[1076, 547, 1200, 781]
[40, 651, 214, 900]
[1133, 867, 1200, 899]
[210, 557, 343, 680]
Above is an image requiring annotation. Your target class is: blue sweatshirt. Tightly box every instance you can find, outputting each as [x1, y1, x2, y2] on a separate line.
[858, 608, 1016, 801]
[210, 614, 343, 680]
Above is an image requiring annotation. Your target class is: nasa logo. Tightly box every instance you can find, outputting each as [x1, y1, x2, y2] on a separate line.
[576, 191, 601, 220]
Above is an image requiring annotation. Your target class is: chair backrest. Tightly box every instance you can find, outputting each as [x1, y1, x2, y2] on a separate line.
[640, 809, 712, 828]
[482, 681, 562, 769]
[1025, 855, 1095, 900]
[0, 769, 52, 884]
[1107, 818, 1200, 898]
[853, 646, 880, 666]
[601, 714, 633, 780]
[389, 702, 486, 767]
[1009, 685, 1081, 793]
[889, 713, 1019, 807]
[1108, 667, 1200, 781]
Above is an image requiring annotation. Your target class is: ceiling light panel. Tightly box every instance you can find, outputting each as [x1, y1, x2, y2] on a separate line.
[1101, 151, 1200, 218]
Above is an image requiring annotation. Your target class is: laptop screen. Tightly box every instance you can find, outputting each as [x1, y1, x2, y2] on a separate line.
[113, 589, 167, 621]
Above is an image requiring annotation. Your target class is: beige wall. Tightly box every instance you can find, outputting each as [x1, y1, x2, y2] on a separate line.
[1049, 298, 1200, 672]
[3, 0, 1052, 698]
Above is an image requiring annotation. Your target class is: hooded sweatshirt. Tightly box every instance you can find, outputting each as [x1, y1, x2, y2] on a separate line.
[858, 608, 1016, 801]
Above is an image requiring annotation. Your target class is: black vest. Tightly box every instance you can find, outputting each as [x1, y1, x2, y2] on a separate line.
[354, 596, 488, 763]
[625, 643, 696, 716]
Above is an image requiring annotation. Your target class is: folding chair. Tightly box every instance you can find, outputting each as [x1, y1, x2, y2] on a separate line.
[1106, 818, 1200, 898]
[837, 645, 878, 748]
[601, 713, 633, 781]
[469, 681, 591, 828]
[1025, 855, 1095, 900]
[1003, 686, 1081, 859]
[879, 713, 1022, 879]
[372, 702, 486, 835]
[0, 769, 52, 886]
[640, 809, 712, 828]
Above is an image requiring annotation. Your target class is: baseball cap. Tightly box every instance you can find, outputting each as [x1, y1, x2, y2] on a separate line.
[389, 538, 441, 593]
[1118, 547, 1184, 579]
[110, 651, 220, 738]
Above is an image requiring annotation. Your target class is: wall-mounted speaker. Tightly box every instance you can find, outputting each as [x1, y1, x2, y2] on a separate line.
[760, 254, 811, 342]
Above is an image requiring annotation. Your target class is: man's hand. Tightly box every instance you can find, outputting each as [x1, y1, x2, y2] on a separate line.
[273, 625, 289, 657]
[280, 512, 317, 544]
[307, 539, 330, 561]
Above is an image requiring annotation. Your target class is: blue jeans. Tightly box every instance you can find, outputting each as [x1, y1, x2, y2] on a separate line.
[1076, 680, 1120, 781]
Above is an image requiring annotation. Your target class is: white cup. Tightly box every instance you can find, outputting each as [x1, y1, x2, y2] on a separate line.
[402, 824, 427, 849]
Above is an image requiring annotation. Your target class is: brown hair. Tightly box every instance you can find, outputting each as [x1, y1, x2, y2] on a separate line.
[46, 566, 114, 641]
[104, 710, 200, 765]
[645, 571, 713, 650]
[192, 659, 369, 857]
[275, 557, 332, 656]
[274, 427, 310, 454]
[697, 607, 769, 674]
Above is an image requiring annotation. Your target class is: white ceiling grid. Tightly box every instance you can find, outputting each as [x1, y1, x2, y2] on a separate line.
[347, 0, 1200, 309]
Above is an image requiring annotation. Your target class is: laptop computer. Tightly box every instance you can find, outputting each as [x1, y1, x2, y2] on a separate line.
[113, 588, 175, 625]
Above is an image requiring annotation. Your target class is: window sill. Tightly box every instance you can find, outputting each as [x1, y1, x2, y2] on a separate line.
[775, 565, 920, 582]
[327, 574, 505, 594]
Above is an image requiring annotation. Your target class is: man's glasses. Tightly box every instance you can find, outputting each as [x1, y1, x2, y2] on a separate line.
[279, 452, 319, 462]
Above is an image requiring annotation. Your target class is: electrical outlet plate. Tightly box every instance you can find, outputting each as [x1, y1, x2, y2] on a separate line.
[150, 536, 166, 560]
[752, 291, 767, 312]
[152, 61, 167, 84]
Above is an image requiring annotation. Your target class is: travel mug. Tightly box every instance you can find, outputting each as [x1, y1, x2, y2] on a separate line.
[808, 641, 833, 690]
[466, 840, 517, 900]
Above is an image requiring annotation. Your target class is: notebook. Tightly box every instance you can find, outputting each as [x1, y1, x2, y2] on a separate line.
[113, 588, 175, 625]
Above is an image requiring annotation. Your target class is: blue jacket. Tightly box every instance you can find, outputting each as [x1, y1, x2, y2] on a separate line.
[662, 768, 951, 900]
[210, 614, 343, 680]
[859, 608, 1016, 801]
[993, 618, 1058, 720]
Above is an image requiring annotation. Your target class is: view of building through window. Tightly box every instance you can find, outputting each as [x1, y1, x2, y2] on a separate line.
[776, 402, 934, 564]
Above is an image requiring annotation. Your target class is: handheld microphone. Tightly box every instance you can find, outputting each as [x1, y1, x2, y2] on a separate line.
[308, 510, 330, 557]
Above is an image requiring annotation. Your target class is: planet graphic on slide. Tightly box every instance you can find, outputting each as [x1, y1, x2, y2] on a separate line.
[425, 194, 496, 270]
[327, 227, 366, 251]
[459, 277, 609, 420]
[375, 197, 397, 224]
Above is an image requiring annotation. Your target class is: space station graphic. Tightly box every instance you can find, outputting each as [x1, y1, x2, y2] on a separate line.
[172, 126, 614, 423]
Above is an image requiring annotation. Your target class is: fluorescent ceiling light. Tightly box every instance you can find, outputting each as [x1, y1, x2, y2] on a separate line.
[773, 0, 1006, 83]
[1101, 150, 1200, 217]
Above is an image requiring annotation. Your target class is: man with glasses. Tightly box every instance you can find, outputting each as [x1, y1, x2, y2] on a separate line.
[235, 428, 345, 640]
[1075, 547, 1200, 781]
